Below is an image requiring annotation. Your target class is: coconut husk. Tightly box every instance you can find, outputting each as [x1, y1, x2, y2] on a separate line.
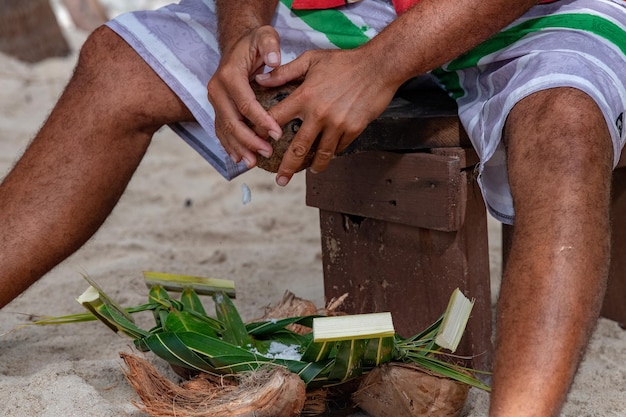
[252, 81, 317, 173]
[254, 290, 349, 335]
[353, 362, 469, 417]
[254, 290, 319, 335]
[120, 352, 306, 417]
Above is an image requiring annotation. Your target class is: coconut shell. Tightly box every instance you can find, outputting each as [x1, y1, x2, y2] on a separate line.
[353, 362, 469, 417]
[252, 81, 317, 173]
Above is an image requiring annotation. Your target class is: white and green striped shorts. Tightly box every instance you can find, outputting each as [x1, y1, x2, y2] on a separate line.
[107, 0, 626, 224]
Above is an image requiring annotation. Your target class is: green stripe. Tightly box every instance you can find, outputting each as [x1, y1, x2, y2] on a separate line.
[280, 0, 371, 49]
[436, 13, 626, 99]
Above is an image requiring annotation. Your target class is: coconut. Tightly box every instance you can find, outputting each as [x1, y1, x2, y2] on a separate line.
[252, 81, 317, 173]
[353, 362, 469, 417]
[120, 352, 307, 417]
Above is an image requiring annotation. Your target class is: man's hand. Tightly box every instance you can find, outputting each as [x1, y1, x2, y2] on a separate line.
[207, 25, 283, 168]
[255, 48, 399, 186]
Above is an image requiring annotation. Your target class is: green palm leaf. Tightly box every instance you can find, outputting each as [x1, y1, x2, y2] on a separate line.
[141, 332, 216, 373]
[213, 292, 253, 348]
[246, 315, 316, 336]
[328, 339, 368, 381]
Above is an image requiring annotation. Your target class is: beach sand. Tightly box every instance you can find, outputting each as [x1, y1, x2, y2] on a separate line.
[0, 3, 625, 416]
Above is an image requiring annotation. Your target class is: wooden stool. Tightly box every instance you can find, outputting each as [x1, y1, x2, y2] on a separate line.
[306, 82, 493, 373]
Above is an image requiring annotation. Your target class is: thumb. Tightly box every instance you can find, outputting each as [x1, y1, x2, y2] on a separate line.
[255, 53, 311, 87]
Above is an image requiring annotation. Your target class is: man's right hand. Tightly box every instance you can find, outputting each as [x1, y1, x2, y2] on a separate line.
[207, 25, 283, 168]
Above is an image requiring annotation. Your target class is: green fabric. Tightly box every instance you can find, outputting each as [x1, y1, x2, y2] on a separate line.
[435, 13, 626, 99]
[280, 0, 371, 49]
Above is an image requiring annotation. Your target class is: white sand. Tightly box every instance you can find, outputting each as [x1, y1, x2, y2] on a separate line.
[1, 3, 625, 416]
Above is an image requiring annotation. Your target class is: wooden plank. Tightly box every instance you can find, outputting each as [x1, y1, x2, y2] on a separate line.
[342, 94, 467, 154]
[306, 151, 465, 231]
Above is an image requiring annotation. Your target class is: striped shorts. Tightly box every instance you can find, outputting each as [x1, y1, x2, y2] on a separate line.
[106, 0, 626, 224]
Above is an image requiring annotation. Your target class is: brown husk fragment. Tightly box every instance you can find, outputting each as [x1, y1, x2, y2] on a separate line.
[252, 81, 317, 173]
[120, 352, 306, 417]
[353, 362, 469, 417]
[255, 290, 319, 335]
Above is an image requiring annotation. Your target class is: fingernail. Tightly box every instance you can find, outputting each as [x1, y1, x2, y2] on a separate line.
[268, 130, 281, 140]
[229, 153, 239, 163]
[267, 52, 280, 66]
[309, 168, 319, 174]
[256, 73, 270, 81]
[243, 156, 254, 168]
[258, 148, 271, 158]
[277, 176, 289, 186]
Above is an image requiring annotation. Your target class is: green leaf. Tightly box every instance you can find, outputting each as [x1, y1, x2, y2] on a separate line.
[252, 329, 310, 350]
[76, 286, 149, 339]
[301, 340, 334, 363]
[17, 303, 157, 328]
[81, 275, 135, 323]
[407, 355, 492, 392]
[148, 285, 171, 306]
[176, 331, 257, 358]
[295, 359, 335, 386]
[164, 310, 217, 336]
[213, 292, 253, 348]
[180, 288, 207, 315]
[328, 339, 368, 382]
[403, 315, 443, 344]
[246, 315, 317, 336]
[141, 332, 216, 373]
[362, 336, 395, 367]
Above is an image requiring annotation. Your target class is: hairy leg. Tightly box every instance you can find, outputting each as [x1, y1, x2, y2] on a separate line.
[0, 26, 193, 308]
[489, 88, 613, 416]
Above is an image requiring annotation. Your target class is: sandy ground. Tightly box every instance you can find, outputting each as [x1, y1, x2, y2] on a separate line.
[1, 2, 625, 416]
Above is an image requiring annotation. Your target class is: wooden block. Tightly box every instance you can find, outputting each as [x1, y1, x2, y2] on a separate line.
[307, 150, 470, 232]
[342, 92, 468, 154]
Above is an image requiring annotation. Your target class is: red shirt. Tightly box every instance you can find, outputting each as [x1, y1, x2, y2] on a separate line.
[292, 0, 558, 15]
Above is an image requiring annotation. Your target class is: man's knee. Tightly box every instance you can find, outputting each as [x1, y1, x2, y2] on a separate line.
[74, 26, 127, 84]
[69, 26, 193, 131]
[505, 88, 613, 170]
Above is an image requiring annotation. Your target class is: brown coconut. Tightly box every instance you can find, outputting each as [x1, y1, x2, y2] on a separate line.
[120, 352, 306, 417]
[251, 81, 317, 173]
[353, 362, 470, 417]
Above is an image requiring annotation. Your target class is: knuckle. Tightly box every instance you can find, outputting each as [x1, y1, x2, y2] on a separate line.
[219, 119, 237, 137]
[300, 50, 314, 60]
[345, 124, 362, 139]
[237, 99, 254, 117]
[259, 25, 278, 40]
[315, 149, 333, 161]
[290, 141, 309, 158]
